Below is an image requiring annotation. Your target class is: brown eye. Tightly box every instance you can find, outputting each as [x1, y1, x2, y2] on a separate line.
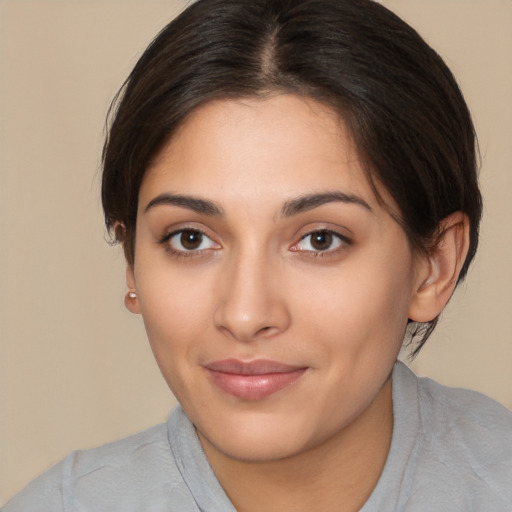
[310, 231, 333, 251]
[180, 230, 203, 250]
[292, 230, 347, 253]
[166, 229, 219, 253]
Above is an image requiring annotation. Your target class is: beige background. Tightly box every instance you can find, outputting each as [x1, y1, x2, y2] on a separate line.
[0, 0, 511, 504]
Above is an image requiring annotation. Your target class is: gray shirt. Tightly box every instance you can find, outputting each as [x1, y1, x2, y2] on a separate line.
[4, 362, 512, 511]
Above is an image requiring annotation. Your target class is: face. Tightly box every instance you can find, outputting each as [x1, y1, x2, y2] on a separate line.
[129, 94, 426, 462]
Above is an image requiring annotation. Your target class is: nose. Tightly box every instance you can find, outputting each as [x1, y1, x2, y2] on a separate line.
[213, 251, 291, 343]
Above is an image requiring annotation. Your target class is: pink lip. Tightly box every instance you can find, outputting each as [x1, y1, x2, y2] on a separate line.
[204, 359, 307, 401]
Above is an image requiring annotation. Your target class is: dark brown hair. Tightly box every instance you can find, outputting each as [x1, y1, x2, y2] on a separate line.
[102, 0, 482, 353]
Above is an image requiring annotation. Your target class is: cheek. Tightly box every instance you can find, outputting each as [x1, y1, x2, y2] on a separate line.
[136, 284, 210, 403]
[290, 251, 415, 355]
[134, 259, 215, 363]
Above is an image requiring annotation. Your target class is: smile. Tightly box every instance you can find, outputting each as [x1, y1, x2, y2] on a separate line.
[204, 359, 308, 401]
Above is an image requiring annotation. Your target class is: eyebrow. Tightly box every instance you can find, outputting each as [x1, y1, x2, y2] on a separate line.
[144, 193, 224, 216]
[144, 191, 372, 217]
[281, 192, 373, 217]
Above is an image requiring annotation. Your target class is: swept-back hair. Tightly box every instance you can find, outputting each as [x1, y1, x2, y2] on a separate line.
[102, 0, 482, 353]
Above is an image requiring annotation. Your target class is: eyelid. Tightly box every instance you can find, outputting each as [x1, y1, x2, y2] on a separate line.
[290, 229, 352, 254]
[159, 226, 221, 255]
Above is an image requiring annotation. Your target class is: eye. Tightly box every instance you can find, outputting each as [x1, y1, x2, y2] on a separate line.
[165, 229, 219, 253]
[291, 230, 347, 253]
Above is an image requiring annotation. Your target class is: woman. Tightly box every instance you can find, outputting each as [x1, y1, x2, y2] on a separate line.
[5, 0, 511, 510]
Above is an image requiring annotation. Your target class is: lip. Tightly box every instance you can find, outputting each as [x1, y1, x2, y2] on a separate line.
[204, 359, 308, 401]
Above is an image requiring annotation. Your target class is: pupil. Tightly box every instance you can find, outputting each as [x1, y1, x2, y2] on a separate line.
[181, 230, 202, 250]
[311, 231, 332, 250]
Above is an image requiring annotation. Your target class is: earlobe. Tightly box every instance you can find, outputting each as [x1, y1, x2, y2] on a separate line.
[125, 264, 141, 314]
[408, 212, 470, 323]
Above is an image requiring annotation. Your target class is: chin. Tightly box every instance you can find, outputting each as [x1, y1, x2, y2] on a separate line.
[193, 406, 325, 463]
[202, 430, 308, 463]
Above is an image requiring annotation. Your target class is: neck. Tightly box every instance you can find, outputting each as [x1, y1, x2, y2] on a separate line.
[198, 377, 393, 512]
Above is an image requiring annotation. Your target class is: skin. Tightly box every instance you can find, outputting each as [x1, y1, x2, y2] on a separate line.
[125, 94, 469, 511]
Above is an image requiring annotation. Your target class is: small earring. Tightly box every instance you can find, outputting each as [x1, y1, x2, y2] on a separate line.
[124, 290, 139, 312]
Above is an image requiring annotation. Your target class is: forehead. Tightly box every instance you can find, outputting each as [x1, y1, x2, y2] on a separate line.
[141, 94, 392, 213]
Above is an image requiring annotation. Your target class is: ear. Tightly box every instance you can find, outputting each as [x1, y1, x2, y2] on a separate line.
[408, 211, 470, 323]
[124, 263, 141, 315]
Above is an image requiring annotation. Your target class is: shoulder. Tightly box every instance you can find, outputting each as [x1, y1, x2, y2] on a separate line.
[416, 367, 512, 457]
[395, 362, 512, 508]
[3, 414, 199, 512]
[394, 361, 512, 443]
[68, 421, 170, 477]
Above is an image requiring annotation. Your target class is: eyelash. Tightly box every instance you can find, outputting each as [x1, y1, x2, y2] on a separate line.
[158, 228, 351, 259]
[159, 228, 220, 258]
[290, 230, 351, 257]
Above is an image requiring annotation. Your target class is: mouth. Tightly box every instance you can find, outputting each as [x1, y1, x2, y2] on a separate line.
[203, 359, 308, 401]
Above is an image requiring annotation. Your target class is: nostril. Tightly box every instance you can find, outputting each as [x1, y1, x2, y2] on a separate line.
[256, 325, 274, 336]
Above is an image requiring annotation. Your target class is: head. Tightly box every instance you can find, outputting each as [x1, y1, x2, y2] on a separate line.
[101, 0, 482, 466]
[102, 0, 481, 356]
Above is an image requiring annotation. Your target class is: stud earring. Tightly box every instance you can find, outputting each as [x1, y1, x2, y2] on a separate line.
[124, 290, 138, 311]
